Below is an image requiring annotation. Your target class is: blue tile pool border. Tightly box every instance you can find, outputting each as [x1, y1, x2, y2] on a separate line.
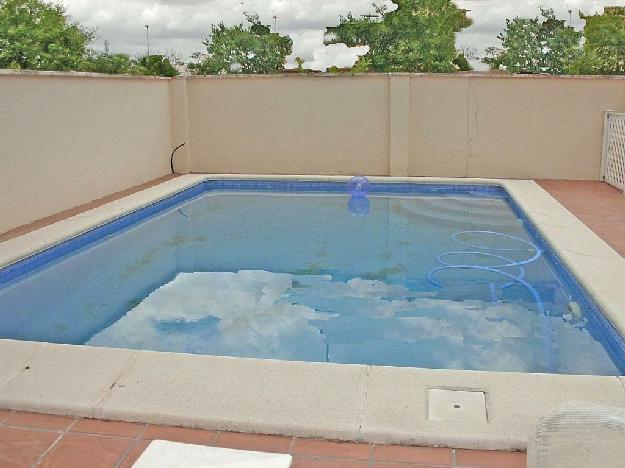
[1, 178, 624, 373]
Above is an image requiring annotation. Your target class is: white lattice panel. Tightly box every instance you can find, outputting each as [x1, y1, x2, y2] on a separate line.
[602, 112, 625, 191]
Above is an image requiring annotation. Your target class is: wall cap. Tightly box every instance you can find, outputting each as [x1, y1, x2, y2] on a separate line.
[0, 69, 171, 80]
[2, 68, 625, 81]
[182, 72, 625, 81]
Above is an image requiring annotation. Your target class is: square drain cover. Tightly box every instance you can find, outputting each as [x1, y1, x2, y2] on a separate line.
[428, 388, 487, 423]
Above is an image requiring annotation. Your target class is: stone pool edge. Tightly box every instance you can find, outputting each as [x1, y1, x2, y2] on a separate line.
[0, 341, 623, 451]
[0, 175, 624, 451]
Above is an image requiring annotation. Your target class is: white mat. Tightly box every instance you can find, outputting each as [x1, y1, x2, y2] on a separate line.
[132, 440, 292, 468]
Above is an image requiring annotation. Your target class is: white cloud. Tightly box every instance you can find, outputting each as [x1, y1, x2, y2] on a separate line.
[58, 0, 625, 70]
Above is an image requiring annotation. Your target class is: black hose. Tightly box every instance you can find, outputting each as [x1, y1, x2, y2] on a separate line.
[170, 143, 186, 173]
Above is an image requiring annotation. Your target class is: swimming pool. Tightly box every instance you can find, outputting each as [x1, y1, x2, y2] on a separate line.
[1, 180, 623, 375]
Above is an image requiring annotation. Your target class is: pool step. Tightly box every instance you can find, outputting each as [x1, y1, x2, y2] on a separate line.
[391, 198, 517, 229]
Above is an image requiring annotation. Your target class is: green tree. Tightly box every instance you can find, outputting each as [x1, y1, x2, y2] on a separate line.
[189, 13, 293, 74]
[453, 52, 472, 71]
[484, 8, 581, 74]
[0, 0, 94, 70]
[137, 54, 178, 77]
[295, 56, 305, 71]
[79, 52, 138, 75]
[324, 0, 472, 73]
[570, 7, 625, 75]
[79, 53, 178, 77]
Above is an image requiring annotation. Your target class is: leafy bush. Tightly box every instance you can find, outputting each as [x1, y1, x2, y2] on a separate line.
[189, 14, 292, 75]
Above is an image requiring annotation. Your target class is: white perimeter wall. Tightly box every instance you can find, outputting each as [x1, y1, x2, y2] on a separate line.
[178, 74, 625, 180]
[0, 72, 172, 233]
[408, 75, 625, 179]
[2, 71, 625, 233]
[184, 75, 390, 175]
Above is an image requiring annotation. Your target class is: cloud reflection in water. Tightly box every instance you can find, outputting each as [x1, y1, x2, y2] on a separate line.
[87, 270, 619, 375]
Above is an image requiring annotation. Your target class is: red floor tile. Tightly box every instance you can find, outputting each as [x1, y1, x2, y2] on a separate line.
[214, 431, 292, 453]
[455, 449, 527, 468]
[0, 414, 533, 468]
[118, 439, 151, 468]
[0, 427, 59, 468]
[374, 463, 451, 468]
[3, 412, 75, 431]
[70, 419, 145, 438]
[291, 459, 369, 468]
[292, 438, 371, 460]
[374, 444, 452, 465]
[538, 180, 625, 258]
[0, 409, 11, 423]
[141, 425, 217, 445]
[40, 433, 131, 468]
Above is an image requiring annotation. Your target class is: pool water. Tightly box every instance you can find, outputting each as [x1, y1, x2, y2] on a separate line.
[1, 182, 623, 375]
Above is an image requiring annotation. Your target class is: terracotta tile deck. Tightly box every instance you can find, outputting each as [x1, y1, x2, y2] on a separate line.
[537, 180, 625, 258]
[0, 410, 525, 468]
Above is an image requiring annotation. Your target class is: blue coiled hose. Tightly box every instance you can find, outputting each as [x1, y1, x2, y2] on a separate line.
[427, 231, 545, 314]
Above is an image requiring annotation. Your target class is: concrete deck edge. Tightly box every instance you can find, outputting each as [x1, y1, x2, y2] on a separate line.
[502, 180, 625, 336]
[0, 175, 624, 451]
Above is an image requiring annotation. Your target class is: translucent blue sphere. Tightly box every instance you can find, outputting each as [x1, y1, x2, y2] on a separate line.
[348, 176, 370, 198]
[348, 196, 370, 217]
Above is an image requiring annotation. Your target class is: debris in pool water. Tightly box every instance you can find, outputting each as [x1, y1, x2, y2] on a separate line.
[568, 302, 582, 318]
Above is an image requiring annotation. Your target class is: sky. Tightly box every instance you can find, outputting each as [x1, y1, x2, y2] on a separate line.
[58, 0, 625, 71]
